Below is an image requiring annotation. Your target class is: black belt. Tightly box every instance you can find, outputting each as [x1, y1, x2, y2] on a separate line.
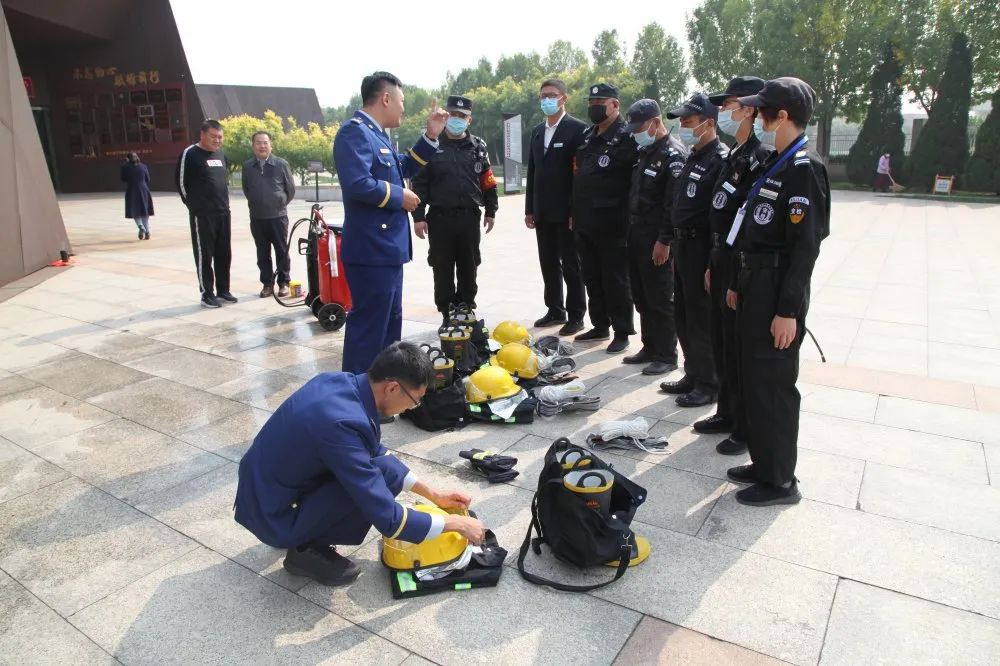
[739, 251, 788, 269]
[430, 207, 479, 217]
[673, 227, 701, 240]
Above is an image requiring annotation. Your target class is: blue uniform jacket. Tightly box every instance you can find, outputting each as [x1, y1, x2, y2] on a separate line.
[234, 372, 432, 547]
[333, 111, 438, 266]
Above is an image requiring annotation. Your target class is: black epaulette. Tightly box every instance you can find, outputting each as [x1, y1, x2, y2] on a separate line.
[793, 149, 812, 167]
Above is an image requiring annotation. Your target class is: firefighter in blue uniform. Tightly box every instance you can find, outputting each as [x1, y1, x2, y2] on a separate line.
[725, 78, 831, 506]
[333, 71, 448, 375]
[235, 342, 485, 586]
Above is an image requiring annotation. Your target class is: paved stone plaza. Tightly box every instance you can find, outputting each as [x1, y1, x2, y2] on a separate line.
[1, 189, 999, 664]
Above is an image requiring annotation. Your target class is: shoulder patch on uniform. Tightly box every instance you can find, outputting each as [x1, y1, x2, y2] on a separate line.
[350, 117, 362, 124]
[795, 149, 808, 158]
[793, 159, 810, 166]
[789, 196, 810, 205]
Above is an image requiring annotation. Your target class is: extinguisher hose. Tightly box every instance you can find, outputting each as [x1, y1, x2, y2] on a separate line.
[271, 216, 312, 308]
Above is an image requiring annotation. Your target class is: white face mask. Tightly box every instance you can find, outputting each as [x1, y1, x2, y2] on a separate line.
[717, 109, 744, 137]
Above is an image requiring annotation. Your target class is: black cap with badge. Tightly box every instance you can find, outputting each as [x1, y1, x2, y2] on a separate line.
[587, 83, 619, 100]
[625, 99, 661, 132]
[665, 92, 718, 121]
[708, 76, 766, 106]
[737, 77, 816, 122]
[446, 95, 473, 115]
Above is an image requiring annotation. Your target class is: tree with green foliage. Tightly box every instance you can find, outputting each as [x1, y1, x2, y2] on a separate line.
[494, 53, 543, 82]
[220, 110, 284, 176]
[906, 33, 973, 190]
[964, 89, 1000, 194]
[892, 0, 1000, 113]
[630, 23, 689, 109]
[591, 30, 626, 75]
[686, 0, 762, 92]
[542, 40, 587, 74]
[847, 43, 907, 186]
[686, 0, 893, 159]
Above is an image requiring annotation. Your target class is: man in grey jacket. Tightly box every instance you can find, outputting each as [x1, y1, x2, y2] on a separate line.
[243, 131, 296, 297]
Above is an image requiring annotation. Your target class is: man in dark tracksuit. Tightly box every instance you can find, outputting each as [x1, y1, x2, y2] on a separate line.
[412, 95, 498, 326]
[622, 99, 688, 375]
[571, 83, 638, 354]
[725, 78, 830, 506]
[696, 77, 773, 452]
[242, 130, 296, 298]
[175, 119, 235, 308]
[660, 94, 728, 406]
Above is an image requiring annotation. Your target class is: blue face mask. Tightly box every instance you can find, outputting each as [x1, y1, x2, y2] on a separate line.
[446, 116, 469, 135]
[754, 117, 773, 146]
[540, 97, 560, 116]
[757, 117, 782, 148]
[632, 128, 656, 148]
[677, 119, 707, 147]
[717, 109, 743, 137]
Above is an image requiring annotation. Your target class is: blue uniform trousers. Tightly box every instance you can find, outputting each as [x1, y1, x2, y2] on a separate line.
[342, 263, 404, 374]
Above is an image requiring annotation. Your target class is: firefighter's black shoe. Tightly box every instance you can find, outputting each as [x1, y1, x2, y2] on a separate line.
[574, 328, 610, 342]
[736, 481, 802, 507]
[534, 311, 568, 327]
[218, 292, 238, 303]
[727, 464, 757, 484]
[201, 294, 221, 308]
[558, 320, 585, 336]
[642, 360, 677, 375]
[659, 376, 694, 394]
[283, 544, 361, 586]
[717, 437, 748, 455]
[694, 414, 733, 434]
[676, 389, 717, 407]
[606, 335, 630, 354]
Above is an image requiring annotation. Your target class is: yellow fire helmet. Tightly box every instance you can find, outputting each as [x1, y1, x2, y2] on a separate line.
[491, 320, 530, 346]
[489, 342, 540, 380]
[465, 366, 520, 404]
[382, 504, 470, 571]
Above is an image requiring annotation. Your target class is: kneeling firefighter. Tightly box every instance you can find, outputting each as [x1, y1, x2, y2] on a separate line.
[234, 342, 485, 587]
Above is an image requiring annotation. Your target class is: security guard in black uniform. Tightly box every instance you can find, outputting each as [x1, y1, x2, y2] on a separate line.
[660, 93, 729, 407]
[412, 95, 498, 325]
[622, 99, 688, 375]
[725, 77, 830, 506]
[572, 83, 638, 354]
[696, 77, 773, 453]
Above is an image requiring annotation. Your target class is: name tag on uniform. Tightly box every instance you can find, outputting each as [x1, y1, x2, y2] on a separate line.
[726, 207, 746, 246]
[722, 181, 736, 194]
[643, 168, 657, 177]
[553, 142, 564, 148]
[689, 172, 702, 181]
[758, 188, 779, 200]
[206, 159, 224, 167]
[379, 147, 391, 154]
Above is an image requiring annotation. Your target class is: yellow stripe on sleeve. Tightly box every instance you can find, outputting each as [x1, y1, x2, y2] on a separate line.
[409, 148, 428, 166]
[389, 506, 409, 539]
[377, 181, 391, 208]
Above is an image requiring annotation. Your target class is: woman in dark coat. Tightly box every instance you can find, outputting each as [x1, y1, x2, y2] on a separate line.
[120, 152, 154, 239]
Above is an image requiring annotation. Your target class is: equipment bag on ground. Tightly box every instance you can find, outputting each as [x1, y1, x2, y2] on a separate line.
[401, 379, 467, 431]
[517, 437, 648, 592]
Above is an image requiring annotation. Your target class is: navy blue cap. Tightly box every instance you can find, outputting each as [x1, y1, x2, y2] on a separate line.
[708, 76, 767, 106]
[588, 83, 619, 100]
[625, 99, 661, 132]
[665, 93, 718, 121]
[738, 77, 816, 121]
[446, 95, 473, 114]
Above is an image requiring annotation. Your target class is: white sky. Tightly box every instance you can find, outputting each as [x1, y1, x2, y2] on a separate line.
[170, 0, 703, 108]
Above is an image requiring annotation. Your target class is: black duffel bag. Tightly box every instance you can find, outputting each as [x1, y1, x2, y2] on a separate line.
[517, 437, 647, 592]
